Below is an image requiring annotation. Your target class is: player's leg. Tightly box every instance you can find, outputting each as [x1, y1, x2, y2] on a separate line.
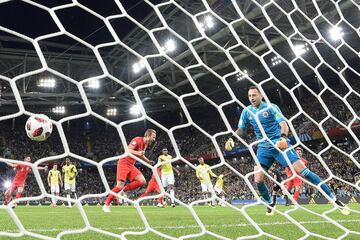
[71, 183, 77, 199]
[293, 178, 302, 203]
[161, 174, 169, 205]
[200, 183, 209, 204]
[255, 148, 274, 205]
[284, 180, 294, 206]
[123, 167, 146, 192]
[64, 183, 71, 207]
[207, 182, 216, 207]
[167, 174, 176, 207]
[50, 184, 57, 207]
[104, 160, 128, 211]
[15, 185, 24, 200]
[5, 182, 17, 204]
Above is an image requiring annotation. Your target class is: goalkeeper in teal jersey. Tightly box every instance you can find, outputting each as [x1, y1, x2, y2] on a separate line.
[226, 86, 349, 215]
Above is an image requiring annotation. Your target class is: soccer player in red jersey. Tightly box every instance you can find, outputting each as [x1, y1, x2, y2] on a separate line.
[138, 168, 164, 207]
[5, 156, 48, 206]
[103, 129, 156, 212]
[284, 147, 308, 205]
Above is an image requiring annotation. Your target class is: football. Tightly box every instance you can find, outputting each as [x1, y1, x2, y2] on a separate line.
[25, 114, 53, 141]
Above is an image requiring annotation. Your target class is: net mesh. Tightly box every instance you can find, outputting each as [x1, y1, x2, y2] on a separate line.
[0, 0, 359, 239]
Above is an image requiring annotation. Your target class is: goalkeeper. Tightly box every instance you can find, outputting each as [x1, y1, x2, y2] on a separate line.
[225, 86, 349, 215]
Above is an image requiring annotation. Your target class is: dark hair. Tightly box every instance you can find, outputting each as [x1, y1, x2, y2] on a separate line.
[248, 86, 260, 92]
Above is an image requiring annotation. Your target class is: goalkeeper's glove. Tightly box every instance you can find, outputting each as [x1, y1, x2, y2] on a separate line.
[276, 134, 289, 150]
[225, 138, 234, 151]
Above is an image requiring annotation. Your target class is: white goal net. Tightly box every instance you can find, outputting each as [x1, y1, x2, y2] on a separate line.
[0, 0, 359, 239]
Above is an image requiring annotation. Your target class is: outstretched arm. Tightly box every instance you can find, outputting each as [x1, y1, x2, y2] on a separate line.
[5, 162, 17, 168]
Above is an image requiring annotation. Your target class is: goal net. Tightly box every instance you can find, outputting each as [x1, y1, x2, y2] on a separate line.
[0, 0, 359, 239]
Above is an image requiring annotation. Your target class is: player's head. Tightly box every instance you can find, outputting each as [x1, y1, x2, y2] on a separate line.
[295, 147, 303, 157]
[24, 156, 31, 162]
[65, 158, 71, 165]
[198, 157, 204, 165]
[248, 86, 263, 108]
[162, 148, 168, 155]
[52, 163, 57, 170]
[144, 129, 156, 144]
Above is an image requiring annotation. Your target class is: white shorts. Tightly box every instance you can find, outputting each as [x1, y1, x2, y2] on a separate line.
[64, 182, 76, 192]
[50, 184, 59, 194]
[201, 182, 213, 193]
[214, 186, 224, 194]
[161, 173, 175, 187]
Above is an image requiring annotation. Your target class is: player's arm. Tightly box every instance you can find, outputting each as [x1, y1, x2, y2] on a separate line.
[37, 165, 48, 171]
[223, 172, 232, 177]
[5, 162, 17, 168]
[226, 109, 247, 150]
[128, 143, 153, 164]
[196, 168, 202, 180]
[273, 105, 289, 149]
[173, 166, 180, 176]
[208, 168, 217, 178]
[59, 172, 63, 186]
[47, 172, 51, 186]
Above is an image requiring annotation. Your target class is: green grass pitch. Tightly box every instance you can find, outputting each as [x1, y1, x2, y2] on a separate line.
[0, 204, 359, 239]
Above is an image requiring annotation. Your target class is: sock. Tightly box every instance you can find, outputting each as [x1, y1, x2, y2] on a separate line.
[105, 186, 121, 206]
[272, 194, 277, 205]
[221, 196, 225, 205]
[256, 182, 272, 203]
[284, 194, 289, 204]
[170, 189, 175, 204]
[72, 192, 77, 199]
[5, 192, 12, 204]
[158, 196, 163, 204]
[51, 196, 56, 205]
[67, 194, 71, 206]
[300, 168, 334, 199]
[294, 190, 300, 201]
[15, 192, 22, 199]
[123, 180, 144, 192]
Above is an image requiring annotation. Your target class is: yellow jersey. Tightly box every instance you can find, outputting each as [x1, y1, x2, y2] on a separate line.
[215, 176, 224, 189]
[196, 164, 216, 184]
[48, 170, 61, 185]
[63, 164, 77, 184]
[158, 154, 173, 175]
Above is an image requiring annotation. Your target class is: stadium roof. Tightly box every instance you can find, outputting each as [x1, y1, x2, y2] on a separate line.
[0, 0, 359, 121]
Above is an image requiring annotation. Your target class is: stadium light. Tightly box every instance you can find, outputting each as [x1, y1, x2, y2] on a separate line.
[52, 106, 65, 114]
[130, 104, 141, 115]
[3, 180, 11, 189]
[106, 108, 117, 116]
[236, 70, 248, 81]
[87, 79, 99, 89]
[198, 15, 215, 32]
[329, 26, 344, 41]
[132, 59, 146, 74]
[162, 39, 176, 53]
[293, 43, 309, 56]
[271, 56, 282, 66]
[37, 78, 55, 88]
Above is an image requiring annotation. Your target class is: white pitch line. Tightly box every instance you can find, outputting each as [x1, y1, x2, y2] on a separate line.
[1, 219, 360, 233]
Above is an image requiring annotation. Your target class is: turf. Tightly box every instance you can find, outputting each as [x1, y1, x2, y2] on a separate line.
[0, 204, 359, 239]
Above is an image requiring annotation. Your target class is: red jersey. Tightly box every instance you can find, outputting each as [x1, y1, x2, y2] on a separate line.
[121, 137, 148, 165]
[14, 164, 31, 182]
[285, 158, 308, 177]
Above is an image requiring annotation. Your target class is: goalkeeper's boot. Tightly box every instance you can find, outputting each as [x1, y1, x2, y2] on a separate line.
[266, 202, 276, 216]
[157, 203, 164, 208]
[335, 200, 350, 215]
[102, 204, 111, 213]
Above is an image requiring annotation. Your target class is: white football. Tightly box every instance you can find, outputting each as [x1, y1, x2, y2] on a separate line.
[25, 114, 53, 141]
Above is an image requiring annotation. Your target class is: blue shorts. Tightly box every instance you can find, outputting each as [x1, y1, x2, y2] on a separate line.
[256, 145, 300, 170]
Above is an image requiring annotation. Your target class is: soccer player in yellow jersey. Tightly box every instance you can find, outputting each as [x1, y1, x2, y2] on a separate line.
[62, 158, 78, 208]
[47, 163, 62, 207]
[158, 148, 180, 207]
[196, 157, 217, 206]
[214, 172, 231, 206]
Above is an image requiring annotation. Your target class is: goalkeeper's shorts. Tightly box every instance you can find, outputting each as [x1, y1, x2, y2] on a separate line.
[257, 145, 299, 170]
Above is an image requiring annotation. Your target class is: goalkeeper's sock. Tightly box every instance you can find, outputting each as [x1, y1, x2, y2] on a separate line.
[293, 190, 300, 201]
[15, 192, 22, 199]
[170, 189, 175, 204]
[256, 182, 272, 203]
[123, 180, 144, 192]
[105, 186, 122, 206]
[301, 168, 334, 199]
